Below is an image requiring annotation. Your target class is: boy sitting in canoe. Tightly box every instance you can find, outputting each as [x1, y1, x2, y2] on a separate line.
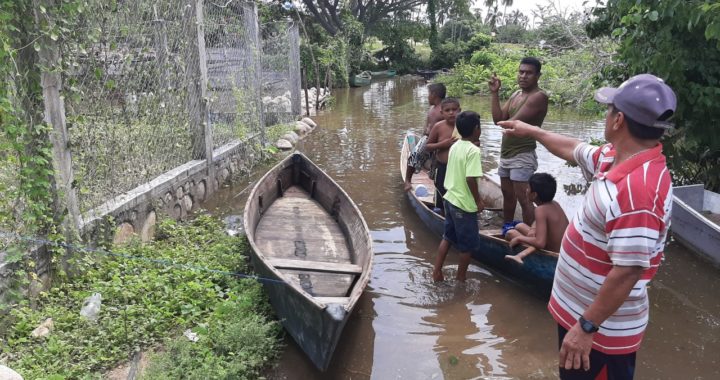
[425, 97, 461, 212]
[433, 111, 484, 282]
[505, 173, 568, 263]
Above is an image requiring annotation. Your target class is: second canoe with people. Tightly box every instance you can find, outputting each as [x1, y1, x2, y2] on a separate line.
[401, 131, 558, 296]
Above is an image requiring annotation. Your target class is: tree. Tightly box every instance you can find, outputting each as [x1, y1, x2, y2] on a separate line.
[427, 0, 438, 49]
[483, 0, 513, 30]
[505, 9, 528, 27]
[587, 0, 720, 190]
[300, 0, 424, 36]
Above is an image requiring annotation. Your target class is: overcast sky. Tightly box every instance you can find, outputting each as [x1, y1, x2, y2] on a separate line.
[475, 0, 592, 14]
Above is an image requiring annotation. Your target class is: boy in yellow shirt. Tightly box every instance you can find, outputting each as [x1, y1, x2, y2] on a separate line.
[432, 111, 485, 282]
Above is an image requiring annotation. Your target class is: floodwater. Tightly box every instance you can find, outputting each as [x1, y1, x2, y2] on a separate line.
[205, 77, 720, 379]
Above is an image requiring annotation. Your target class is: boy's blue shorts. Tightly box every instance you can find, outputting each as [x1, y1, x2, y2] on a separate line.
[442, 200, 480, 253]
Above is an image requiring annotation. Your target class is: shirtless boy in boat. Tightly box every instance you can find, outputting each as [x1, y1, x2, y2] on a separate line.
[404, 83, 447, 192]
[505, 173, 568, 263]
[425, 98, 461, 211]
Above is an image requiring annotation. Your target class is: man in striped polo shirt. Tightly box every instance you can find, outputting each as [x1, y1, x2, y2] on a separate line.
[498, 74, 677, 380]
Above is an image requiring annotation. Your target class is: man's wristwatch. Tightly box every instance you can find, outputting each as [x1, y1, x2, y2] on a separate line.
[578, 316, 599, 334]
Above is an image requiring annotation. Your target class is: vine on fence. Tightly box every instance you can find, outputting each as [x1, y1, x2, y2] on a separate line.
[0, 0, 91, 300]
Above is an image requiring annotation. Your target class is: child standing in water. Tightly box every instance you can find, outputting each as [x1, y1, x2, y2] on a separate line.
[433, 111, 484, 282]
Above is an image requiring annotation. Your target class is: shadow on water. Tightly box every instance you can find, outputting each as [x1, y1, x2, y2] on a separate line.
[205, 76, 720, 379]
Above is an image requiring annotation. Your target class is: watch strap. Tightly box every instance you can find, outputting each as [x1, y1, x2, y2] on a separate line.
[579, 316, 599, 333]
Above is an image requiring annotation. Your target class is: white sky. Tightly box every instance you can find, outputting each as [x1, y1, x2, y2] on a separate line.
[472, 0, 591, 15]
[471, 0, 592, 28]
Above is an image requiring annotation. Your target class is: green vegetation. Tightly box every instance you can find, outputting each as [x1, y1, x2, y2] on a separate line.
[1, 216, 280, 379]
[436, 42, 610, 113]
[588, 0, 720, 190]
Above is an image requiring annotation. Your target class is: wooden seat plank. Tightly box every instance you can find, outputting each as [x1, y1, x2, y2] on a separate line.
[268, 258, 362, 274]
[280, 269, 354, 297]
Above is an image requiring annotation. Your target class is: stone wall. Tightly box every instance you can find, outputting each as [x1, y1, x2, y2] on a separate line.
[81, 139, 262, 245]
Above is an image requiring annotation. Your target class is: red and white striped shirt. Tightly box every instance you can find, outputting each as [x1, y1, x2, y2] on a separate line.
[548, 142, 672, 354]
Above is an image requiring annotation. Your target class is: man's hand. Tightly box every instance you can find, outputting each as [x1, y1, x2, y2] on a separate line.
[559, 323, 594, 371]
[488, 72, 501, 94]
[497, 120, 540, 137]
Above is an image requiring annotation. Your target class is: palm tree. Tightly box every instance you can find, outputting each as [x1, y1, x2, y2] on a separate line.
[483, 0, 513, 30]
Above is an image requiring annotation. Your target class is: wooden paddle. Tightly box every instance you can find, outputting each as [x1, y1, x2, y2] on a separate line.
[505, 246, 537, 265]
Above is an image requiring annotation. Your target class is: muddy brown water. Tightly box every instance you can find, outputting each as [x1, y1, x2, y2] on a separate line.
[205, 77, 720, 379]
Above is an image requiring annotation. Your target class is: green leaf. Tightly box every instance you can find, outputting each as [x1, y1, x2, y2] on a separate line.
[647, 11, 658, 21]
[705, 22, 720, 41]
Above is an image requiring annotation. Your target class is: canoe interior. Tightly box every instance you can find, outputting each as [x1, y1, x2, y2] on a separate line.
[255, 186, 357, 297]
[245, 153, 372, 307]
[674, 184, 720, 224]
[671, 184, 720, 267]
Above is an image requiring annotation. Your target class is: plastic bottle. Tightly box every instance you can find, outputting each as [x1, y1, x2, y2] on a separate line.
[80, 293, 102, 321]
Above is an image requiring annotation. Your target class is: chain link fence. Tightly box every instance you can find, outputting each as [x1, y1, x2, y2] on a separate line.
[261, 20, 300, 126]
[1, 1, 302, 299]
[55, 0, 300, 213]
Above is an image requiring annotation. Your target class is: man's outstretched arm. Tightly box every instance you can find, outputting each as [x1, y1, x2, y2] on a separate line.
[498, 120, 581, 164]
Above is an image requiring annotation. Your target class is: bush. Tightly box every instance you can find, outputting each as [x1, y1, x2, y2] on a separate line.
[466, 33, 492, 52]
[1, 215, 280, 379]
[142, 293, 280, 380]
[430, 41, 469, 69]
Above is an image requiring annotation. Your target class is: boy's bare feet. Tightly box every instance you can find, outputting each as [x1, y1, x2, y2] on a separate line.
[432, 270, 444, 282]
[505, 254, 524, 264]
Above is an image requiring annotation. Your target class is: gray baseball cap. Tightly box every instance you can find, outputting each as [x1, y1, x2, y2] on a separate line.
[594, 74, 677, 129]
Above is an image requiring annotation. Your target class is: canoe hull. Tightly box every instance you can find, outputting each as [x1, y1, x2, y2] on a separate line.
[349, 71, 372, 87]
[243, 153, 373, 370]
[249, 254, 351, 370]
[672, 184, 720, 266]
[370, 69, 397, 78]
[401, 132, 557, 296]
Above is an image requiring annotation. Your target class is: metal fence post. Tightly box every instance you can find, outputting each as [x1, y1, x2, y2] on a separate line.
[288, 21, 302, 116]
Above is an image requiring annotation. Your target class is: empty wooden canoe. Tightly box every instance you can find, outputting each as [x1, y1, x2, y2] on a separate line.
[243, 153, 373, 371]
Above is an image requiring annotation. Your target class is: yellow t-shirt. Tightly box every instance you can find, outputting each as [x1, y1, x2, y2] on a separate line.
[443, 140, 483, 212]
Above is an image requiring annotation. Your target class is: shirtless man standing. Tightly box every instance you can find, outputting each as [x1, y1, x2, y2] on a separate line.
[426, 97, 461, 211]
[489, 57, 549, 234]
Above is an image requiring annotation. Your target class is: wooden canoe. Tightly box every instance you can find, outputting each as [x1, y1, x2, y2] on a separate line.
[400, 132, 558, 296]
[243, 153, 373, 371]
[370, 69, 397, 78]
[671, 184, 720, 266]
[349, 71, 372, 87]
